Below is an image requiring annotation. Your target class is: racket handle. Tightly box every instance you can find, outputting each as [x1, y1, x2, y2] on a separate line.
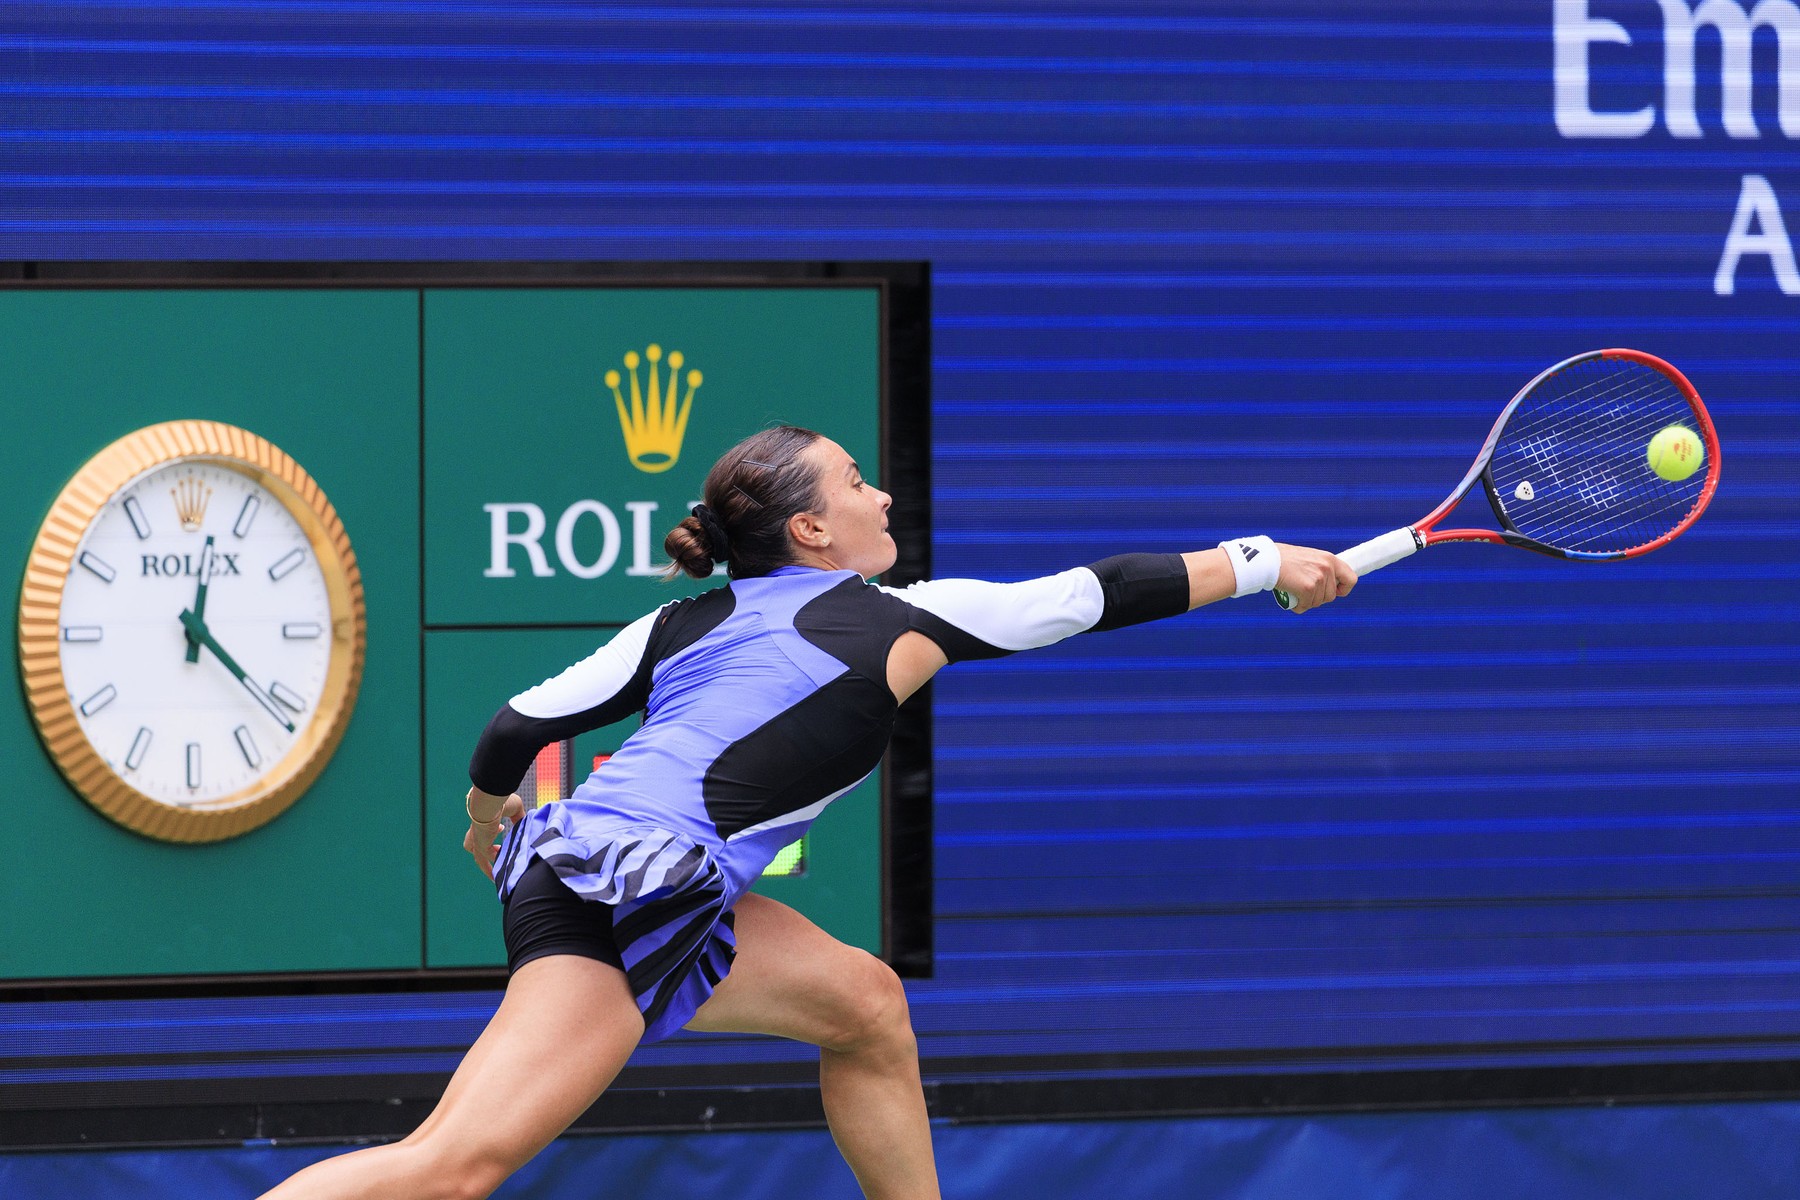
[1275, 526, 1422, 610]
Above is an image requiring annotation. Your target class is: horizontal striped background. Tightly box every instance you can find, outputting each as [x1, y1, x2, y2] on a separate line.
[2, 0, 1796, 1100]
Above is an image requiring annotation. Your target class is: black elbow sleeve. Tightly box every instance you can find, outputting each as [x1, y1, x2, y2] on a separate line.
[467, 704, 545, 797]
[1085, 553, 1190, 632]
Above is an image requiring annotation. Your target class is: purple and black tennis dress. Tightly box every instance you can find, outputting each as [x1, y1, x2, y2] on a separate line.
[469, 555, 1189, 1042]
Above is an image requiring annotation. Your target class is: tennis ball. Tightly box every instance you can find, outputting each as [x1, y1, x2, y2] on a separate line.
[1647, 425, 1703, 482]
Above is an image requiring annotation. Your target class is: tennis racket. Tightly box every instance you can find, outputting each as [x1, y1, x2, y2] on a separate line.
[1275, 348, 1720, 610]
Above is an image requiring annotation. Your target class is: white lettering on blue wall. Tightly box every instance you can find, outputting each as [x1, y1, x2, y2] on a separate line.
[1557, 0, 1800, 139]
[1715, 174, 1800, 293]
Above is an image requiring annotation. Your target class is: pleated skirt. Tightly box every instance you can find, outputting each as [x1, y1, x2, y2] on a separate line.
[495, 804, 737, 1044]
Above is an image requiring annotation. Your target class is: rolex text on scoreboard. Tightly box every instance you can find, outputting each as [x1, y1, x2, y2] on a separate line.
[483, 343, 709, 582]
[423, 287, 881, 628]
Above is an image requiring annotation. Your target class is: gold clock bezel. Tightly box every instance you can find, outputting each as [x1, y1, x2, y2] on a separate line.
[19, 420, 367, 843]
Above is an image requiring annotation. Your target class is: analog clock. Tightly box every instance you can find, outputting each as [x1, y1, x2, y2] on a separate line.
[19, 421, 366, 843]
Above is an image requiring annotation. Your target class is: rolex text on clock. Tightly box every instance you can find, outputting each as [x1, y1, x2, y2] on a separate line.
[19, 421, 366, 843]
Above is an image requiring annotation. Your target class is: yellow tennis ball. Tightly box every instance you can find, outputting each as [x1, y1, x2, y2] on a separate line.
[1647, 425, 1703, 482]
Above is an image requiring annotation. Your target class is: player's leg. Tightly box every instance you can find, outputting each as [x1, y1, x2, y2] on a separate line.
[257, 954, 642, 1200]
[685, 893, 939, 1200]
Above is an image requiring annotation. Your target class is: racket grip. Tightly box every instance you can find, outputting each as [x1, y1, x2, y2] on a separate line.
[1275, 527, 1422, 610]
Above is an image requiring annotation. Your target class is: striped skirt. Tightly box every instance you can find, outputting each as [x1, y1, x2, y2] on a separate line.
[495, 805, 736, 1044]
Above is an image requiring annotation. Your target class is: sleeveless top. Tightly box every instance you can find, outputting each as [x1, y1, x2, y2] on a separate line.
[471, 555, 1188, 1041]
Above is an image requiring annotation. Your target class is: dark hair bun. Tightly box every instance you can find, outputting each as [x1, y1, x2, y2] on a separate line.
[663, 517, 716, 580]
[692, 504, 731, 561]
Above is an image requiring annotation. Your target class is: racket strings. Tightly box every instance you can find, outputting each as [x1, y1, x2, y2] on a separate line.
[1494, 364, 1699, 551]
[1499, 368, 1695, 550]
[1487, 358, 1708, 554]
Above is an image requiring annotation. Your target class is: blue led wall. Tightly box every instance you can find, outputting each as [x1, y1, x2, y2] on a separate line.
[2, 0, 1796, 1098]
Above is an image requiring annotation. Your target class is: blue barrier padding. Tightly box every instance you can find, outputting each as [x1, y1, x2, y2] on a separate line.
[5, 1100, 1800, 1199]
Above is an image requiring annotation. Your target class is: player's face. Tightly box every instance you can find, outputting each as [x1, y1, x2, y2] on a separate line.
[804, 438, 895, 579]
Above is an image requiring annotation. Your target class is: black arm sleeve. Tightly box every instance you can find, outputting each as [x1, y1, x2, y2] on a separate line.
[1085, 552, 1191, 632]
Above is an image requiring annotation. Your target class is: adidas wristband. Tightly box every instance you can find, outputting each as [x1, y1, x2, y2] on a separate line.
[1218, 536, 1280, 598]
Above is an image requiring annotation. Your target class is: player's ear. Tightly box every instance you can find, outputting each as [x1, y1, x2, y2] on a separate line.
[788, 509, 828, 551]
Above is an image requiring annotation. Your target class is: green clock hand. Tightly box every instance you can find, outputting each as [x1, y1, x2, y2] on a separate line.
[183, 535, 215, 664]
[178, 608, 296, 734]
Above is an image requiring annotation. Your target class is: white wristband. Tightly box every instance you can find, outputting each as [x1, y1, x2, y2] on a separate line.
[1218, 536, 1280, 598]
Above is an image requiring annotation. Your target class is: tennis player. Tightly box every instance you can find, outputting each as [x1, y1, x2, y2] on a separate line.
[259, 425, 1354, 1200]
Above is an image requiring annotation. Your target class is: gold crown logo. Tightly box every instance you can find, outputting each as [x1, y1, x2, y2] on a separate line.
[170, 474, 212, 532]
[605, 343, 702, 474]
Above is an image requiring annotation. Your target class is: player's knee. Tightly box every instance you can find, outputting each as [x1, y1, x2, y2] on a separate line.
[456, 1157, 514, 1200]
[820, 953, 914, 1056]
[398, 1132, 515, 1200]
[432, 1153, 512, 1200]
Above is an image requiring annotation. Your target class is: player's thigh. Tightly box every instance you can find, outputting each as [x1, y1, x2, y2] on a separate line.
[415, 954, 643, 1174]
[684, 893, 909, 1049]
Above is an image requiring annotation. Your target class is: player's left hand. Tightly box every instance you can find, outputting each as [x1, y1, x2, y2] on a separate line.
[463, 790, 525, 881]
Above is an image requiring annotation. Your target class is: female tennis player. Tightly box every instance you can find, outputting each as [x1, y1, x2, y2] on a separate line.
[259, 425, 1355, 1200]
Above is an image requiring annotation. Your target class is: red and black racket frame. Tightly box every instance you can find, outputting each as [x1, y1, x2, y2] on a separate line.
[1411, 348, 1723, 560]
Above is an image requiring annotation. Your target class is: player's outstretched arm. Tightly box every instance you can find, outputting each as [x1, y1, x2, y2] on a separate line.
[878, 539, 1354, 706]
[883, 537, 1356, 668]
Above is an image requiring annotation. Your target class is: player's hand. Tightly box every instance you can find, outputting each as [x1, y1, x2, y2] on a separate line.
[1274, 544, 1357, 614]
[463, 790, 525, 881]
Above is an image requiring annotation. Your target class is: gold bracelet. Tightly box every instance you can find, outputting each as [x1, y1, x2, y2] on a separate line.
[466, 791, 507, 826]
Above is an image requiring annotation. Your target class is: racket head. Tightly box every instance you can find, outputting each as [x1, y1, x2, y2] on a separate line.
[1463, 349, 1719, 559]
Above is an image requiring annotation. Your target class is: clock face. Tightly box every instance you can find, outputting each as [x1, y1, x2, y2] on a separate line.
[20, 422, 365, 843]
[59, 461, 335, 807]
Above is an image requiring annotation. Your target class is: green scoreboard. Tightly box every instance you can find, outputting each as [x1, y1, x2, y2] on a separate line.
[0, 264, 931, 989]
